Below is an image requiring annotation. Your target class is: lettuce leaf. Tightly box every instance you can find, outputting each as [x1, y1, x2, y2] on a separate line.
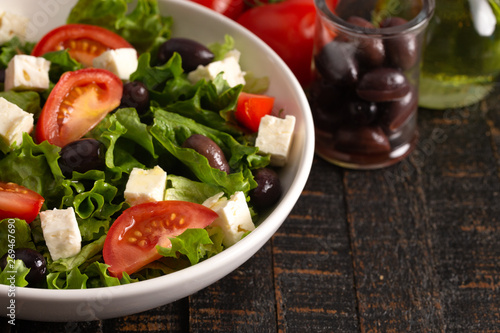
[0, 91, 41, 115]
[0, 219, 36, 258]
[157, 229, 214, 265]
[66, 0, 172, 54]
[0, 259, 30, 287]
[165, 175, 221, 204]
[0, 37, 35, 68]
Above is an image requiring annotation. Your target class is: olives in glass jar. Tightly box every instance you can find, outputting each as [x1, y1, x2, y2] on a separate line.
[58, 138, 106, 178]
[158, 38, 215, 72]
[0, 248, 47, 285]
[250, 168, 282, 210]
[310, 3, 430, 168]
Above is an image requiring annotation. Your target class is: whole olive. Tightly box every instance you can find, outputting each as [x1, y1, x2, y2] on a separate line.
[315, 40, 359, 86]
[157, 38, 215, 72]
[58, 138, 106, 178]
[250, 168, 282, 210]
[380, 86, 418, 131]
[334, 126, 391, 154]
[356, 67, 410, 102]
[347, 16, 385, 68]
[381, 17, 418, 70]
[120, 81, 150, 114]
[182, 134, 230, 173]
[0, 248, 47, 285]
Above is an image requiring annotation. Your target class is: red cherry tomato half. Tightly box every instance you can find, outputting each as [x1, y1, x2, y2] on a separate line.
[0, 182, 44, 223]
[235, 92, 275, 132]
[103, 200, 219, 278]
[190, 0, 245, 20]
[237, 0, 317, 86]
[35, 68, 123, 147]
[32, 24, 133, 67]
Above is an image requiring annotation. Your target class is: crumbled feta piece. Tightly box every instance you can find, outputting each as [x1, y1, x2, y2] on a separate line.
[124, 166, 167, 206]
[187, 49, 246, 87]
[0, 97, 34, 153]
[255, 115, 296, 166]
[40, 207, 82, 261]
[203, 191, 255, 247]
[4, 55, 51, 91]
[0, 10, 29, 44]
[92, 48, 138, 80]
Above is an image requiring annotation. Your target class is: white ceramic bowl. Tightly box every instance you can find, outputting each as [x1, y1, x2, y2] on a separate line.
[0, 0, 315, 321]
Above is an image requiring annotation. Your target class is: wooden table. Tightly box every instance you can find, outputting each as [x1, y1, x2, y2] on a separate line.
[3, 91, 500, 332]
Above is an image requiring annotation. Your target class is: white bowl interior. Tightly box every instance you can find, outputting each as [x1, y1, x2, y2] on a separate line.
[0, 0, 315, 321]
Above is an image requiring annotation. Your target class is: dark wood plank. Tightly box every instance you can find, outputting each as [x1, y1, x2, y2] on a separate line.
[272, 158, 360, 332]
[343, 156, 445, 332]
[188, 241, 277, 332]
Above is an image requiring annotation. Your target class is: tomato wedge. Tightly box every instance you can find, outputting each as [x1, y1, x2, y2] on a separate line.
[36, 68, 123, 147]
[0, 182, 44, 223]
[235, 92, 275, 132]
[103, 201, 219, 278]
[32, 24, 133, 67]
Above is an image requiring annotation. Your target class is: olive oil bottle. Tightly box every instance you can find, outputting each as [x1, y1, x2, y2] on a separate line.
[419, 0, 500, 109]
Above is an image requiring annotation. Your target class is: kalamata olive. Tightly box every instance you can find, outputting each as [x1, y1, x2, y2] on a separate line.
[309, 80, 349, 131]
[380, 17, 418, 70]
[250, 168, 282, 209]
[0, 248, 47, 285]
[315, 40, 359, 86]
[182, 134, 230, 173]
[157, 38, 215, 72]
[380, 86, 418, 131]
[356, 67, 410, 102]
[347, 98, 378, 125]
[120, 81, 150, 114]
[347, 16, 385, 68]
[334, 126, 391, 154]
[58, 138, 106, 178]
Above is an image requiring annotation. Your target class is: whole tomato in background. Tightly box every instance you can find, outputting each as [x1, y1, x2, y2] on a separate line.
[189, 0, 317, 87]
[236, 0, 317, 87]
[190, 0, 245, 20]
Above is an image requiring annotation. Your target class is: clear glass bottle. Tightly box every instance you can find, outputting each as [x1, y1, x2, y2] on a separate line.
[419, 0, 500, 109]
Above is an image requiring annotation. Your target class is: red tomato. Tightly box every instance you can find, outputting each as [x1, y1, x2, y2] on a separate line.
[32, 24, 133, 67]
[235, 92, 275, 132]
[103, 201, 219, 278]
[35, 68, 123, 147]
[237, 0, 317, 86]
[0, 182, 44, 223]
[190, 0, 245, 20]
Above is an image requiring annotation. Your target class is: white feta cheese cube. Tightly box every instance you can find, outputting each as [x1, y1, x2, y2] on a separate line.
[187, 49, 246, 87]
[124, 166, 167, 206]
[0, 10, 29, 44]
[39, 207, 82, 261]
[255, 115, 296, 167]
[4, 55, 51, 91]
[92, 48, 138, 80]
[203, 191, 255, 247]
[0, 97, 34, 153]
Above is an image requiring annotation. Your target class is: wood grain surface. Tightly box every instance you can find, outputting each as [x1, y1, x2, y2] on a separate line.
[2, 91, 499, 332]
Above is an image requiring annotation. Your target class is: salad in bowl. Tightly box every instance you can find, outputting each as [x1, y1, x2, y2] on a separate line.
[0, 0, 314, 321]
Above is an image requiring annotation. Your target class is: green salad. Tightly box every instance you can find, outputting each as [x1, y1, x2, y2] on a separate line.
[0, 0, 289, 289]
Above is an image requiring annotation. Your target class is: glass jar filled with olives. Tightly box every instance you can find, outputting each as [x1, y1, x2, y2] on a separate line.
[309, 0, 434, 169]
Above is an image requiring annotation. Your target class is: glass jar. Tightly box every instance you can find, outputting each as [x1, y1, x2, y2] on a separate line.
[309, 0, 434, 169]
[419, 0, 500, 110]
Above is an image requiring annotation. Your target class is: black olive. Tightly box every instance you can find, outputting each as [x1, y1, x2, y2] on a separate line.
[0, 248, 47, 285]
[182, 134, 230, 173]
[58, 139, 106, 178]
[356, 67, 410, 102]
[250, 168, 282, 210]
[157, 38, 215, 72]
[120, 81, 150, 114]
